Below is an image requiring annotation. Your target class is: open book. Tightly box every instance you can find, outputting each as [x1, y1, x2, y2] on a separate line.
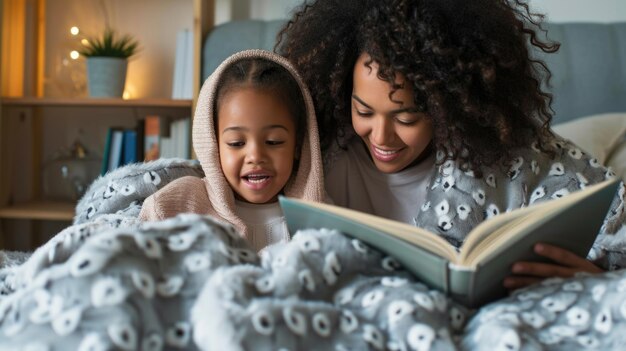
[279, 178, 619, 307]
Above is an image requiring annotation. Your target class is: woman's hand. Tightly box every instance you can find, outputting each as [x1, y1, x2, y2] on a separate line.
[503, 243, 604, 290]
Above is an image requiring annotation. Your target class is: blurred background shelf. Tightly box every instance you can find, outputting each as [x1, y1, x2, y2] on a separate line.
[0, 97, 192, 108]
[0, 0, 215, 250]
[0, 200, 75, 221]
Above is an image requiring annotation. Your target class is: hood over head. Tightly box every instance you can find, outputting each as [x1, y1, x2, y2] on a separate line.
[192, 49, 324, 236]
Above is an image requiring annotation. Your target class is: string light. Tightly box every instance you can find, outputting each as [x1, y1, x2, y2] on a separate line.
[70, 26, 80, 36]
[70, 50, 80, 60]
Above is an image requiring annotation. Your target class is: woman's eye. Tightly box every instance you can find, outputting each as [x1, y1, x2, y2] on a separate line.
[356, 110, 373, 117]
[396, 118, 418, 126]
[266, 140, 285, 146]
[396, 113, 422, 126]
[226, 141, 244, 147]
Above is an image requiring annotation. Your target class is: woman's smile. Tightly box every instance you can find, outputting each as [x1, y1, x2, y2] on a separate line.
[370, 144, 405, 162]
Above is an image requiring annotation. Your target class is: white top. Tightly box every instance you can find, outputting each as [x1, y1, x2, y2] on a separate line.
[234, 200, 289, 252]
[325, 138, 435, 224]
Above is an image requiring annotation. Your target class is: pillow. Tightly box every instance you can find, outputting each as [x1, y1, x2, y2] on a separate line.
[552, 113, 626, 165]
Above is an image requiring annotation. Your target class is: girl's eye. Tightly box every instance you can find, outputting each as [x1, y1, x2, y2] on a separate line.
[226, 141, 244, 147]
[266, 140, 285, 146]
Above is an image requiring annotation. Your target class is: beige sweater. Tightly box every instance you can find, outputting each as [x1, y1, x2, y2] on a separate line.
[139, 50, 325, 241]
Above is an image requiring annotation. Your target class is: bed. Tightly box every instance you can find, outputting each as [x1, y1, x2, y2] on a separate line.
[0, 20, 624, 351]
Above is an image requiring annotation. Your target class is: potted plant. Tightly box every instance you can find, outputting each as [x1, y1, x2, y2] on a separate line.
[79, 29, 139, 98]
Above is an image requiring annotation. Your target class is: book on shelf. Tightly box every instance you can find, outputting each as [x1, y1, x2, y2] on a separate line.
[159, 117, 191, 159]
[178, 118, 191, 159]
[172, 29, 194, 99]
[144, 115, 162, 161]
[100, 127, 124, 175]
[101, 121, 148, 175]
[279, 178, 620, 307]
[135, 119, 146, 162]
[122, 129, 138, 165]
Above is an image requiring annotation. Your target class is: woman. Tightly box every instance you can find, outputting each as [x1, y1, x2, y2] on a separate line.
[277, 0, 625, 288]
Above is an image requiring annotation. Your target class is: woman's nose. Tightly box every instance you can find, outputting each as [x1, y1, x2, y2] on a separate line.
[371, 116, 395, 146]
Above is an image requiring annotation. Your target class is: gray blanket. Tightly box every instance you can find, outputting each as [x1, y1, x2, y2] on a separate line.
[3, 213, 626, 350]
[1, 159, 625, 350]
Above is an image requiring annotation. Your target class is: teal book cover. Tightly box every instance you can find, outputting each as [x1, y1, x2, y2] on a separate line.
[100, 128, 114, 176]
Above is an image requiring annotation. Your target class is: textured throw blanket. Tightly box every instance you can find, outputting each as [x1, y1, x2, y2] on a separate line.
[3, 213, 626, 350]
[1, 158, 626, 350]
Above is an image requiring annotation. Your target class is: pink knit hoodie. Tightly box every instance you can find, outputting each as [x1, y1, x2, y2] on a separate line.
[139, 50, 325, 238]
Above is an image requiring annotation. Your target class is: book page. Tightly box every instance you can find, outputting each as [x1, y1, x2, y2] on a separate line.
[461, 212, 549, 265]
[459, 178, 619, 266]
[458, 201, 554, 261]
[294, 200, 459, 260]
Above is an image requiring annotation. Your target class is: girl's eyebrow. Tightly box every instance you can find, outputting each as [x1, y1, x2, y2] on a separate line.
[222, 125, 289, 134]
[352, 94, 420, 114]
[263, 125, 289, 132]
[222, 126, 247, 134]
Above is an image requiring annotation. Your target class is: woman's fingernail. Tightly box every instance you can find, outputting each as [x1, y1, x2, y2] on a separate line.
[535, 244, 544, 253]
[513, 264, 523, 273]
[503, 278, 514, 287]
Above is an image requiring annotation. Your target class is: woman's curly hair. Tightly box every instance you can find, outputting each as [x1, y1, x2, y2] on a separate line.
[277, 0, 560, 175]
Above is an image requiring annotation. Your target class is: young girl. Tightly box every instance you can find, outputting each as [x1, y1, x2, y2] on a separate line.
[139, 49, 325, 251]
[277, 0, 626, 287]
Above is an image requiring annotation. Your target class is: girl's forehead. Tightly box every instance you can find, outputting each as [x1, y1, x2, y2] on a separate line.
[217, 89, 296, 129]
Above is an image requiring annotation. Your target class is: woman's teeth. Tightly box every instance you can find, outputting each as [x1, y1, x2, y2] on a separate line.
[375, 147, 399, 155]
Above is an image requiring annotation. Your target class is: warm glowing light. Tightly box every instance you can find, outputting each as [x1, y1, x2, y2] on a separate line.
[70, 26, 80, 35]
[70, 51, 80, 60]
[123, 91, 131, 99]
[81, 39, 89, 46]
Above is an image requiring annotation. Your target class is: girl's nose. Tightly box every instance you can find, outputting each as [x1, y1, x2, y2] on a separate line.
[245, 143, 267, 164]
[371, 116, 395, 146]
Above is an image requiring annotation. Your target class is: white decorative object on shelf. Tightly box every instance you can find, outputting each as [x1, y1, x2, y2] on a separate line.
[172, 29, 194, 99]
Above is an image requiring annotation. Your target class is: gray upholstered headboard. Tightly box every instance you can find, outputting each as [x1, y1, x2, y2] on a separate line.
[202, 20, 286, 80]
[538, 23, 626, 123]
[202, 21, 626, 123]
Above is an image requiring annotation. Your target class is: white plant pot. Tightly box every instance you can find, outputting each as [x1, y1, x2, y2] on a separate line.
[86, 57, 128, 98]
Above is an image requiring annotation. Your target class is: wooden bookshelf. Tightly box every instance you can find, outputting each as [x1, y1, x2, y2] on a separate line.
[0, 200, 75, 221]
[0, 0, 215, 250]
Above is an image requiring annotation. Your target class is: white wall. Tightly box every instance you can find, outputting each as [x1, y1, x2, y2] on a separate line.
[45, 0, 193, 98]
[216, 0, 626, 24]
[215, 0, 302, 25]
[529, 0, 626, 23]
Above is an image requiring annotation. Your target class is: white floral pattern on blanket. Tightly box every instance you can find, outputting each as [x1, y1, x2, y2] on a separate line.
[2, 213, 626, 350]
[1, 157, 625, 350]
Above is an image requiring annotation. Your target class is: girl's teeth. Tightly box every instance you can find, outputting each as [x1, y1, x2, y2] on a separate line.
[246, 176, 269, 183]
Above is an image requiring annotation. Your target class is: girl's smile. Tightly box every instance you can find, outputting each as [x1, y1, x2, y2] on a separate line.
[241, 169, 275, 190]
